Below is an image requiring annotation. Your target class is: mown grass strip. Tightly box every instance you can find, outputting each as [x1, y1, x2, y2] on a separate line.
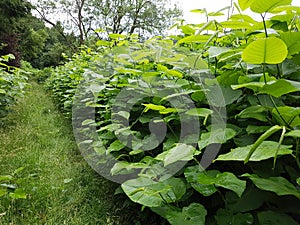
[0, 82, 122, 225]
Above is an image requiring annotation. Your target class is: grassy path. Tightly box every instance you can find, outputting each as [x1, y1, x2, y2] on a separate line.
[0, 83, 123, 225]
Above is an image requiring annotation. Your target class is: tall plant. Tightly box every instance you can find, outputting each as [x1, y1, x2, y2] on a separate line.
[45, 0, 300, 224]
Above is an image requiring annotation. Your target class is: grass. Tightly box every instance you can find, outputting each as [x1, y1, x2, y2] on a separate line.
[0, 82, 167, 225]
[0, 82, 124, 225]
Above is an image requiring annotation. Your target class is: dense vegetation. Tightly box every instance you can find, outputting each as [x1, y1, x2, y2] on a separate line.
[1, 0, 300, 224]
[44, 0, 300, 224]
[0, 55, 29, 126]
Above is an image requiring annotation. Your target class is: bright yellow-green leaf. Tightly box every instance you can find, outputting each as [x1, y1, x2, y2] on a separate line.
[178, 35, 211, 45]
[142, 103, 166, 112]
[157, 64, 169, 72]
[242, 37, 288, 64]
[109, 33, 125, 39]
[280, 32, 300, 58]
[208, 12, 224, 17]
[250, 0, 292, 13]
[167, 70, 183, 78]
[238, 0, 255, 10]
[190, 9, 206, 14]
[220, 21, 252, 29]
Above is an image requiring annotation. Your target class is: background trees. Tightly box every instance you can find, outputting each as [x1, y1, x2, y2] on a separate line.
[32, 0, 182, 44]
[1, 0, 182, 68]
[0, 0, 32, 67]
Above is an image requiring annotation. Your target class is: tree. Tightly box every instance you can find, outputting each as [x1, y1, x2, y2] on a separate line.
[16, 16, 78, 68]
[0, 0, 32, 67]
[31, 0, 182, 44]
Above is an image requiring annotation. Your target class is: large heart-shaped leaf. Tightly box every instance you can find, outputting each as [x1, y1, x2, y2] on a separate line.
[272, 106, 300, 127]
[242, 37, 288, 64]
[151, 203, 207, 225]
[121, 177, 186, 207]
[214, 172, 246, 198]
[259, 79, 300, 97]
[238, 0, 255, 10]
[206, 85, 242, 107]
[198, 128, 236, 150]
[250, 0, 292, 13]
[243, 174, 300, 199]
[236, 105, 268, 122]
[186, 170, 246, 197]
[281, 31, 300, 58]
[215, 141, 293, 162]
[164, 143, 196, 166]
[184, 166, 218, 196]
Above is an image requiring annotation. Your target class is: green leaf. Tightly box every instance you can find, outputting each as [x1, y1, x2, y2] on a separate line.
[238, 0, 255, 10]
[166, 70, 183, 78]
[243, 174, 300, 199]
[215, 209, 254, 225]
[185, 108, 213, 117]
[272, 106, 300, 127]
[198, 128, 236, 150]
[182, 55, 208, 69]
[164, 143, 196, 166]
[208, 12, 224, 17]
[109, 33, 125, 39]
[250, 0, 292, 13]
[111, 161, 146, 175]
[181, 25, 195, 35]
[231, 82, 265, 92]
[190, 9, 206, 14]
[184, 166, 218, 196]
[216, 141, 293, 162]
[151, 203, 207, 225]
[187, 170, 246, 197]
[242, 37, 288, 64]
[236, 105, 268, 122]
[142, 103, 166, 112]
[207, 85, 242, 107]
[107, 140, 126, 153]
[259, 79, 300, 97]
[281, 32, 300, 57]
[115, 67, 142, 75]
[114, 111, 130, 119]
[246, 125, 271, 134]
[9, 189, 27, 199]
[226, 187, 268, 213]
[285, 130, 300, 138]
[230, 14, 258, 24]
[121, 177, 186, 207]
[214, 172, 246, 198]
[245, 125, 283, 163]
[220, 21, 252, 29]
[208, 47, 231, 58]
[0, 89, 6, 94]
[178, 35, 210, 45]
[258, 211, 299, 225]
